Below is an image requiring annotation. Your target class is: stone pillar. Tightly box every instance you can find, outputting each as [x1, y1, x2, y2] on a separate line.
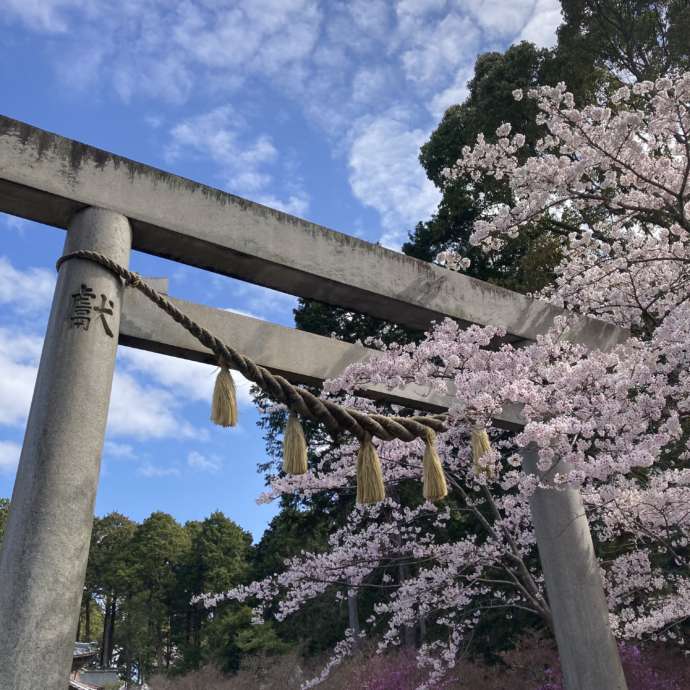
[522, 445, 628, 690]
[0, 208, 131, 690]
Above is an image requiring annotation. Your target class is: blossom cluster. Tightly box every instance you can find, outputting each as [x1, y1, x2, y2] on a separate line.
[198, 73, 690, 687]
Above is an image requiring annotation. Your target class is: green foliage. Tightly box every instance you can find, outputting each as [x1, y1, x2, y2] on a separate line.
[87, 513, 137, 597]
[406, 40, 586, 293]
[185, 512, 252, 593]
[558, 0, 690, 83]
[203, 605, 291, 672]
[78, 509, 257, 682]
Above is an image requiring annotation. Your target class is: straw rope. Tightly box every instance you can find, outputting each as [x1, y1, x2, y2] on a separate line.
[57, 250, 448, 444]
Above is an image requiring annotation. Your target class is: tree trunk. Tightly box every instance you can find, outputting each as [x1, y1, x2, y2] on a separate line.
[85, 593, 92, 641]
[398, 561, 416, 647]
[101, 596, 112, 667]
[346, 579, 361, 650]
[166, 614, 173, 668]
[106, 597, 116, 666]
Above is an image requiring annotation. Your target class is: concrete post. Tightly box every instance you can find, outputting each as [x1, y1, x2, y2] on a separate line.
[522, 445, 628, 690]
[0, 208, 131, 690]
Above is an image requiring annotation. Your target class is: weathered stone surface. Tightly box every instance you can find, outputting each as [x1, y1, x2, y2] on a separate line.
[0, 114, 627, 349]
[119, 284, 525, 429]
[522, 445, 628, 690]
[0, 208, 131, 690]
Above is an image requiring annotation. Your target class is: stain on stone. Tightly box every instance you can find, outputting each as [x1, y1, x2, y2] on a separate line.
[35, 131, 56, 160]
[90, 148, 111, 171]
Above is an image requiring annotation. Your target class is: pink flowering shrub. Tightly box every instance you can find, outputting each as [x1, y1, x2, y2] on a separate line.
[353, 649, 428, 690]
[538, 644, 690, 690]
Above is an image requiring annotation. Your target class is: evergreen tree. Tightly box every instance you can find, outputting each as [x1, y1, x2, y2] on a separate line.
[177, 512, 252, 670]
[558, 0, 690, 83]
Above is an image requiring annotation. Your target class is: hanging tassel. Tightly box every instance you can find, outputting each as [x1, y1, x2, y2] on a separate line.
[356, 435, 385, 504]
[282, 412, 308, 475]
[210, 363, 238, 427]
[471, 427, 493, 475]
[422, 430, 448, 501]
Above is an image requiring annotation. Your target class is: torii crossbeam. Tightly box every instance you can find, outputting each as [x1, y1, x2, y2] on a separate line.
[0, 115, 629, 690]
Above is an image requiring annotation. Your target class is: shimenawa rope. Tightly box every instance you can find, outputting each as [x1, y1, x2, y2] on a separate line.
[56, 250, 488, 502]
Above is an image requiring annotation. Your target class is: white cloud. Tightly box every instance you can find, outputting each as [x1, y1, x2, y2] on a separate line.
[225, 282, 298, 324]
[352, 67, 391, 105]
[166, 106, 277, 187]
[188, 450, 221, 473]
[0, 440, 21, 474]
[401, 12, 479, 86]
[113, 53, 193, 104]
[519, 0, 561, 48]
[347, 0, 391, 39]
[0, 323, 203, 441]
[348, 109, 441, 248]
[0, 257, 55, 312]
[173, 0, 322, 76]
[108, 370, 200, 440]
[0, 329, 41, 427]
[2, 0, 564, 252]
[2, 215, 29, 234]
[253, 193, 310, 218]
[119, 348, 254, 407]
[138, 462, 180, 478]
[458, 0, 538, 38]
[429, 64, 473, 116]
[2, 0, 85, 33]
[103, 440, 136, 459]
[165, 107, 310, 217]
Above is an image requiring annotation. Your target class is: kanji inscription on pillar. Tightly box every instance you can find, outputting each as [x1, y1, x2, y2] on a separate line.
[69, 283, 115, 337]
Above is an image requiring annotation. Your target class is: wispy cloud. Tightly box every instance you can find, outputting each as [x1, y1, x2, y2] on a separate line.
[119, 348, 254, 407]
[0, 328, 41, 427]
[0, 440, 20, 474]
[2, 0, 562, 257]
[0, 256, 55, 313]
[348, 108, 440, 248]
[2, 214, 29, 234]
[188, 450, 221, 473]
[3, 0, 86, 33]
[103, 440, 136, 460]
[519, 0, 561, 47]
[109, 370, 201, 440]
[137, 462, 180, 478]
[165, 106, 310, 216]
[0, 258, 208, 441]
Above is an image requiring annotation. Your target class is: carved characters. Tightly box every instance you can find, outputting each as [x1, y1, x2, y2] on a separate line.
[69, 284, 114, 337]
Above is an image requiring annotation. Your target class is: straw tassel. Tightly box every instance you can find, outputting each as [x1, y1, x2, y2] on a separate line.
[282, 412, 308, 475]
[471, 427, 492, 475]
[356, 435, 385, 504]
[210, 363, 238, 427]
[422, 430, 448, 501]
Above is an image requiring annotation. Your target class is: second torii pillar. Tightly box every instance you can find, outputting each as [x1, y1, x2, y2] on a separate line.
[522, 445, 628, 690]
[0, 207, 131, 690]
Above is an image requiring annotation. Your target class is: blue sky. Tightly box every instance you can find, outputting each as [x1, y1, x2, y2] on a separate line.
[0, 0, 559, 540]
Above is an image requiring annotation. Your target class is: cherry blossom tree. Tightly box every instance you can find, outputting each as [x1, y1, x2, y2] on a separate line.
[200, 72, 690, 687]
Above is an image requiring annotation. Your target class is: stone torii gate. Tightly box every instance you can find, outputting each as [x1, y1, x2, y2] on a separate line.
[0, 115, 629, 690]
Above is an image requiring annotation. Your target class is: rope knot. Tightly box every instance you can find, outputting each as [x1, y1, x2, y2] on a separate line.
[128, 273, 144, 288]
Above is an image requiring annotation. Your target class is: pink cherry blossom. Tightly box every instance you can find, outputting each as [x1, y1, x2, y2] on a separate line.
[198, 73, 690, 687]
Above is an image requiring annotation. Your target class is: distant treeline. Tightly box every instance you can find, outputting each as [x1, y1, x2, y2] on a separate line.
[0, 500, 352, 684]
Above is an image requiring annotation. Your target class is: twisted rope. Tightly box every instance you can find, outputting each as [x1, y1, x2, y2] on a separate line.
[57, 250, 448, 443]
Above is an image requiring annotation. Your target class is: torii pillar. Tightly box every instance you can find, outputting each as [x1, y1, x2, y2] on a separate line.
[522, 445, 628, 690]
[0, 208, 131, 690]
